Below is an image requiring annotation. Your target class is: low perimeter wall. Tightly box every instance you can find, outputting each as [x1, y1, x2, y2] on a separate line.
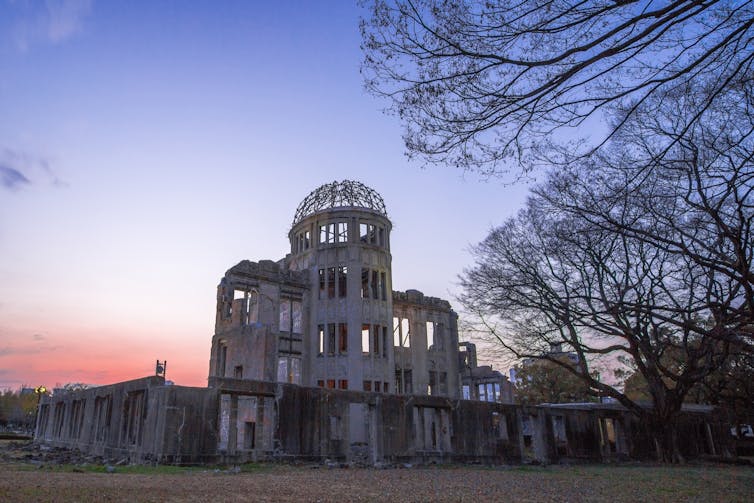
[34, 376, 732, 465]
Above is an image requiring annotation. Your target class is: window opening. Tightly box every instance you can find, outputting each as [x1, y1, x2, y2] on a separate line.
[318, 324, 325, 355]
[338, 266, 347, 297]
[328, 324, 336, 355]
[362, 324, 370, 355]
[338, 323, 348, 353]
[327, 267, 336, 298]
[361, 268, 369, 298]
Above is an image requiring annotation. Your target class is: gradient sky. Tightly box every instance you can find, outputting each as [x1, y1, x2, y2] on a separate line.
[0, 1, 529, 389]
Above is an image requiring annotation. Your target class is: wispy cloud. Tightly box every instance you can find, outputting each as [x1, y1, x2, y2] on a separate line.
[0, 147, 67, 191]
[0, 344, 62, 357]
[10, 0, 93, 52]
[0, 164, 31, 190]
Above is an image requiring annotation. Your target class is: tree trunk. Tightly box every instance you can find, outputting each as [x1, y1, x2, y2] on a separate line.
[649, 417, 685, 463]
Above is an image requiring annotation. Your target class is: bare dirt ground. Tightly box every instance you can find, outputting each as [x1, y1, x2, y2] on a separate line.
[1, 441, 752, 502]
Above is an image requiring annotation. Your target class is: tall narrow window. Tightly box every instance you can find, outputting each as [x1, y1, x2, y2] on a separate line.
[361, 268, 369, 298]
[292, 300, 302, 333]
[319, 269, 326, 299]
[318, 325, 325, 355]
[339, 323, 348, 353]
[319, 224, 328, 245]
[371, 270, 379, 299]
[382, 326, 388, 358]
[362, 324, 370, 355]
[327, 267, 336, 298]
[426, 321, 434, 350]
[336, 222, 348, 242]
[372, 325, 380, 356]
[338, 266, 347, 297]
[359, 223, 369, 242]
[328, 324, 336, 355]
[339, 379, 348, 390]
[394, 317, 410, 347]
[277, 358, 288, 383]
[380, 272, 387, 300]
[279, 300, 290, 332]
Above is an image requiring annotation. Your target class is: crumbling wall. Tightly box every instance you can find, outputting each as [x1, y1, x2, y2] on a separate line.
[35, 377, 219, 464]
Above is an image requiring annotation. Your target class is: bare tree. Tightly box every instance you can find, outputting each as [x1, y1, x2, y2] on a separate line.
[460, 186, 736, 461]
[361, 0, 754, 175]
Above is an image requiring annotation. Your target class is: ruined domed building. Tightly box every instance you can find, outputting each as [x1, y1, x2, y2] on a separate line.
[210, 180, 460, 398]
[33, 181, 730, 465]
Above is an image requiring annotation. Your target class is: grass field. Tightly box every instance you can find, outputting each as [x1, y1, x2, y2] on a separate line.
[1, 460, 752, 502]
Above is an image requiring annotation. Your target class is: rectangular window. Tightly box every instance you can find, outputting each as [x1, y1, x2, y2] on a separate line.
[279, 300, 290, 332]
[462, 385, 470, 400]
[327, 379, 336, 389]
[318, 324, 325, 355]
[319, 269, 326, 299]
[338, 266, 347, 297]
[440, 372, 448, 395]
[319, 224, 328, 245]
[373, 380, 380, 392]
[290, 358, 301, 384]
[395, 369, 403, 394]
[327, 267, 336, 298]
[317, 380, 324, 388]
[234, 365, 243, 379]
[328, 324, 336, 355]
[383, 382, 389, 393]
[404, 369, 413, 394]
[363, 380, 372, 392]
[371, 270, 379, 299]
[380, 272, 387, 300]
[361, 268, 369, 298]
[360, 223, 369, 242]
[394, 317, 410, 347]
[378, 227, 385, 246]
[303, 230, 310, 250]
[426, 321, 434, 350]
[336, 222, 348, 242]
[277, 358, 288, 383]
[292, 300, 302, 333]
[339, 379, 348, 390]
[339, 323, 348, 353]
[372, 325, 380, 356]
[362, 324, 370, 355]
[382, 326, 388, 358]
[478, 384, 486, 401]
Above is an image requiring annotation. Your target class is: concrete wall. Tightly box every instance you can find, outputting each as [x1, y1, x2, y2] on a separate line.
[35, 376, 219, 464]
[36, 376, 730, 466]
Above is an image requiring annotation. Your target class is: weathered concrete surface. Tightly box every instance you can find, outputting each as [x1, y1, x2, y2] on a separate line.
[35, 376, 731, 465]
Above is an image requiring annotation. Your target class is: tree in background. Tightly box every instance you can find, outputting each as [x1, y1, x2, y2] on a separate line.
[513, 359, 594, 405]
[362, 0, 754, 174]
[0, 388, 40, 431]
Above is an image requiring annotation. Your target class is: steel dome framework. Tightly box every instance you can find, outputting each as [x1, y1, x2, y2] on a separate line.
[292, 180, 387, 225]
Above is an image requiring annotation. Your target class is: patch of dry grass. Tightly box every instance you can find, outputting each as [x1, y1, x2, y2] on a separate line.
[1, 462, 752, 502]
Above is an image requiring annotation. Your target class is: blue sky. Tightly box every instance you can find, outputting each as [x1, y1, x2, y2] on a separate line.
[0, 1, 529, 388]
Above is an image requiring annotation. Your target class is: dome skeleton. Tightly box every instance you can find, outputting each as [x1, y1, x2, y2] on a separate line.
[293, 180, 387, 225]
